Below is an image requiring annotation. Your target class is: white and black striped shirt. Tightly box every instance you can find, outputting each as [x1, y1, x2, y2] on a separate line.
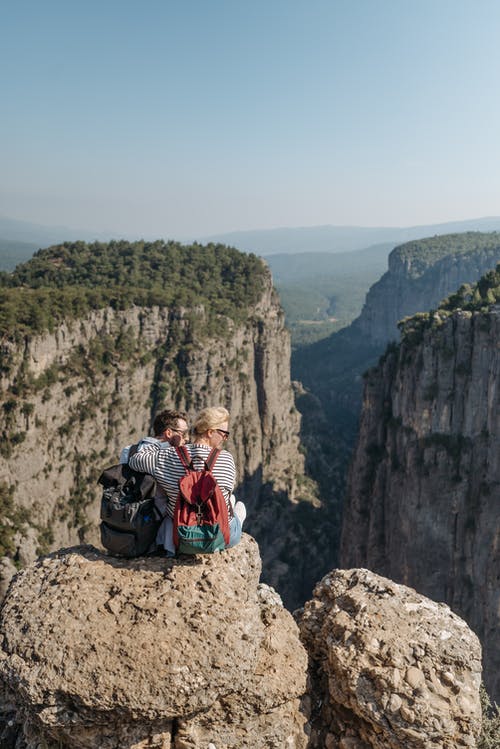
[128, 442, 236, 518]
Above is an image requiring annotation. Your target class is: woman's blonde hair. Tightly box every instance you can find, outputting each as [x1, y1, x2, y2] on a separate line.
[193, 406, 230, 436]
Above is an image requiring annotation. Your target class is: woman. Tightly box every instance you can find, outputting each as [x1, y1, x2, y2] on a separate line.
[129, 406, 246, 554]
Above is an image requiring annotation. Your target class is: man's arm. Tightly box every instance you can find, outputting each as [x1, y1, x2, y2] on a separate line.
[128, 442, 160, 474]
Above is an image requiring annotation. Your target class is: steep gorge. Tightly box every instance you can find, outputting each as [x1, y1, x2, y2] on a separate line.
[292, 233, 500, 574]
[341, 272, 500, 700]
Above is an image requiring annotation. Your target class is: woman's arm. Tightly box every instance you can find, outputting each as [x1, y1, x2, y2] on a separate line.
[216, 450, 236, 498]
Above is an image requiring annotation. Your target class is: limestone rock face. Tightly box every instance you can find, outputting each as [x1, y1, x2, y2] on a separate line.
[341, 305, 500, 700]
[298, 568, 482, 749]
[356, 239, 500, 345]
[0, 535, 308, 749]
[0, 269, 309, 605]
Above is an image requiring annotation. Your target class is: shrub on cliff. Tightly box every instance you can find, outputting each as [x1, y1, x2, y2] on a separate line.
[398, 263, 500, 345]
[479, 684, 500, 749]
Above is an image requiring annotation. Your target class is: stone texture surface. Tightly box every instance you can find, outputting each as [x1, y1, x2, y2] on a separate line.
[341, 305, 500, 701]
[298, 568, 482, 749]
[0, 534, 309, 749]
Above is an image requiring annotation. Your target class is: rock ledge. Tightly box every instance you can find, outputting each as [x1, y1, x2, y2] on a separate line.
[0, 534, 308, 749]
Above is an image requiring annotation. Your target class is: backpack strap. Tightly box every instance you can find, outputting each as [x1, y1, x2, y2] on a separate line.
[204, 448, 234, 519]
[204, 447, 220, 472]
[127, 443, 140, 462]
[175, 445, 194, 473]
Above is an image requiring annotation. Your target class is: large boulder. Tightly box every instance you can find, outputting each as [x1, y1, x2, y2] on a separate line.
[0, 534, 308, 749]
[298, 568, 482, 749]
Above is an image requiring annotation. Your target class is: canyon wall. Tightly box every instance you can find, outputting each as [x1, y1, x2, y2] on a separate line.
[341, 302, 500, 700]
[0, 270, 318, 604]
[291, 235, 500, 601]
[355, 234, 500, 345]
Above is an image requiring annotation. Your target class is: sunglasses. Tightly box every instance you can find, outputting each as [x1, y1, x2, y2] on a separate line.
[170, 428, 190, 437]
[216, 429, 230, 439]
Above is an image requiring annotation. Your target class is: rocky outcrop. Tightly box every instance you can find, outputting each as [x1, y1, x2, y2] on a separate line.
[0, 534, 309, 748]
[341, 303, 500, 700]
[298, 568, 482, 749]
[0, 269, 315, 605]
[0, 542, 483, 749]
[356, 233, 500, 345]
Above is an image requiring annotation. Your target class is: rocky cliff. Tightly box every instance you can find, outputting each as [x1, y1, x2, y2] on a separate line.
[355, 232, 500, 345]
[0, 242, 327, 605]
[0, 535, 309, 748]
[340, 272, 500, 700]
[291, 234, 500, 595]
[0, 538, 483, 748]
[0, 241, 327, 607]
[298, 568, 482, 749]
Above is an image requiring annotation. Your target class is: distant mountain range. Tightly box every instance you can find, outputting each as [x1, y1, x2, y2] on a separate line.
[199, 217, 500, 254]
[0, 215, 113, 246]
[2, 214, 500, 271]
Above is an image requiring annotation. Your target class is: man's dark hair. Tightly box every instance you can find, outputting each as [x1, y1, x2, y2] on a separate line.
[153, 409, 188, 437]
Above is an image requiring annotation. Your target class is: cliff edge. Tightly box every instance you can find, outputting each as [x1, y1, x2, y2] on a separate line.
[356, 232, 500, 345]
[298, 568, 482, 748]
[0, 241, 316, 608]
[0, 534, 308, 749]
[0, 536, 486, 749]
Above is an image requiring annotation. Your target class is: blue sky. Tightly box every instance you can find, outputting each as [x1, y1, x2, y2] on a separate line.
[1, 0, 500, 238]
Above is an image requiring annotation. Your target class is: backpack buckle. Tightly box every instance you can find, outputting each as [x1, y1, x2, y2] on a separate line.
[195, 502, 203, 524]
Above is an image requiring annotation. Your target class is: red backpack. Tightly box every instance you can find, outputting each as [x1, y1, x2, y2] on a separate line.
[173, 446, 233, 554]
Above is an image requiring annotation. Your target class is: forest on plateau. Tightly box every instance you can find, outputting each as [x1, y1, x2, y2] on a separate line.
[0, 240, 267, 342]
[392, 231, 500, 277]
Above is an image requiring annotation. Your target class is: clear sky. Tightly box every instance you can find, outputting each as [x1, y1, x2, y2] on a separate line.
[1, 0, 500, 239]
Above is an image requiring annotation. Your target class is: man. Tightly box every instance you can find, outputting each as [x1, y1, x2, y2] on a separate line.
[119, 409, 189, 463]
[119, 409, 189, 556]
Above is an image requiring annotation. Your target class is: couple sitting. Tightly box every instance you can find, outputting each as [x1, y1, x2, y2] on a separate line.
[124, 406, 246, 556]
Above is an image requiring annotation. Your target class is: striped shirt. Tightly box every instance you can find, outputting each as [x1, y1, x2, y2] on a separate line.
[128, 442, 236, 518]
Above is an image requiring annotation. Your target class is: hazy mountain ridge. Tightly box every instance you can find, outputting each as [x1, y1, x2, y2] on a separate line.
[200, 216, 500, 255]
[265, 242, 392, 283]
[0, 239, 40, 271]
[266, 242, 394, 345]
[0, 215, 115, 246]
[3, 215, 500, 271]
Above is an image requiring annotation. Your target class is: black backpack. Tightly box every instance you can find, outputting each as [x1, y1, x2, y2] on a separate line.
[98, 444, 163, 557]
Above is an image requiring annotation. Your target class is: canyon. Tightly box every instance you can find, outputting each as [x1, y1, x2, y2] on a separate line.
[0, 234, 499, 722]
